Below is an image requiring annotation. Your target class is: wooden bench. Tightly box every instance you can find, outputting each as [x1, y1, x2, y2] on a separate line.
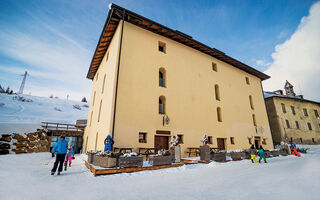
[138, 148, 157, 160]
[185, 148, 200, 157]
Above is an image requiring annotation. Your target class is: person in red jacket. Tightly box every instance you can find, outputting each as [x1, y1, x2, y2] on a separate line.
[290, 142, 301, 157]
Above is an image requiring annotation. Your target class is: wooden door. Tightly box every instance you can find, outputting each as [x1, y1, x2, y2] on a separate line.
[254, 137, 260, 149]
[154, 136, 169, 150]
[217, 138, 225, 150]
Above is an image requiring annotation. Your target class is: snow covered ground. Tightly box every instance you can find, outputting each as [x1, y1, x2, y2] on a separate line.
[0, 145, 319, 200]
[0, 93, 88, 133]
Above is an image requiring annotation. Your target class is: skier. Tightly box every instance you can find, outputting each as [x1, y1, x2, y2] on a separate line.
[258, 145, 267, 163]
[250, 145, 257, 163]
[64, 145, 74, 167]
[104, 134, 114, 152]
[51, 135, 68, 175]
[290, 141, 301, 157]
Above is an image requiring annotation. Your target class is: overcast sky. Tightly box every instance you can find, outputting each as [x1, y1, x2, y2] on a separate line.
[0, 0, 319, 101]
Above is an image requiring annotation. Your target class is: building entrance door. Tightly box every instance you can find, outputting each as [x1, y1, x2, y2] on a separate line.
[217, 138, 226, 150]
[154, 136, 169, 150]
[254, 137, 261, 149]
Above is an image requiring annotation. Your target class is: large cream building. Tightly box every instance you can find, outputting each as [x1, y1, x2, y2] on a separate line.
[265, 81, 320, 145]
[83, 4, 274, 155]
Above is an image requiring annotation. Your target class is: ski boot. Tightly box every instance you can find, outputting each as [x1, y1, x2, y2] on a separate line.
[51, 172, 54, 175]
[57, 172, 61, 175]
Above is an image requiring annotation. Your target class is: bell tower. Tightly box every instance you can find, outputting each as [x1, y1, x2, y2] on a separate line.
[284, 80, 295, 96]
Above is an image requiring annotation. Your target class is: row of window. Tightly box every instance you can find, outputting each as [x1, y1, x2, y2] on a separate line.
[290, 137, 317, 144]
[158, 41, 252, 85]
[285, 119, 319, 131]
[281, 103, 319, 118]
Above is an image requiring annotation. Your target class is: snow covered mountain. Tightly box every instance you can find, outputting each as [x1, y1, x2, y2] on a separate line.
[0, 93, 89, 133]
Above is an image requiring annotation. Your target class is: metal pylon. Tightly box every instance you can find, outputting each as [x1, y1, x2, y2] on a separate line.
[18, 71, 28, 94]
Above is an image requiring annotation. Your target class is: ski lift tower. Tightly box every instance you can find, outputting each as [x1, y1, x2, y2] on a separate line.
[18, 71, 28, 94]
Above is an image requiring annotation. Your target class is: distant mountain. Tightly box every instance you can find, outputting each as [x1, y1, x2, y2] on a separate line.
[0, 94, 89, 134]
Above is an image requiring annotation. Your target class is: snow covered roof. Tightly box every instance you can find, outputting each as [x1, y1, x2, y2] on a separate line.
[264, 92, 320, 105]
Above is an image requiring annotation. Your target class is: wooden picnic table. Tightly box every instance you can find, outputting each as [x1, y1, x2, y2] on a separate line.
[138, 148, 158, 160]
[185, 147, 200, 157]
[113, 147, 133, 154]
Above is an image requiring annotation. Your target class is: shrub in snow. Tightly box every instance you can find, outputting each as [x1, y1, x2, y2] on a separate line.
[13, 96, 33, 102]
[157, 149, 171, 156]
[54, 107, 62, 112]
[73, 104, 81, 110]
[122, 152, 138, 157]
[200, 134, 208, 145]
[49, 94, 54, 98]
[81, 97, 87, 102]
[0, 103, 4, 107]
[170, 135, 179, 147]
[97, 151, 122, 158]
[82, 104, 89, 108]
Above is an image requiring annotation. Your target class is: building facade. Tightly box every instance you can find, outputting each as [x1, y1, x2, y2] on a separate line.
[265, 83, 320, 145]
[83, 4, 274, 155]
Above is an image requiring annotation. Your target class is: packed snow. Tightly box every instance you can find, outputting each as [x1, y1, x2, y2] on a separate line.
[0, 93, 88, 133]
[0, 145, 319, 200]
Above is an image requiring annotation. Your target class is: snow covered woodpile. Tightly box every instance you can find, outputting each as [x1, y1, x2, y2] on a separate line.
[0, 131, 50, 155]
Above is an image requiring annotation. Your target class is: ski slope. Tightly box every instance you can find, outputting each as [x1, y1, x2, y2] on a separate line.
[0, 145, 319, 200]
[0, 93, 89, 133]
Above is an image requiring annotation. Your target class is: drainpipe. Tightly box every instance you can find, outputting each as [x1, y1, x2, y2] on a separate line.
[111, 10, 125, 139]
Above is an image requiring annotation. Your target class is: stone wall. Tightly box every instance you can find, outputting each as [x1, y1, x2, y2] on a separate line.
[0, 131, 50, 155]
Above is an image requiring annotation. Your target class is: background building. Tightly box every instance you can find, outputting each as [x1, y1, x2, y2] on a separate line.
[83, 4, 274, 155]
[265, 81, 320, 145]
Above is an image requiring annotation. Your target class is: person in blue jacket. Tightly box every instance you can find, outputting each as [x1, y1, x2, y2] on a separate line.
[104, 134, 114, 152]
[51, 135, 68, 175]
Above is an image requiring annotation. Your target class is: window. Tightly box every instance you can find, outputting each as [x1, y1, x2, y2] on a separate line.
[252, 114, 257, 126]
[92, 91, 96, 106]
[249, 95, 254, 110]
[96, 72, 99, 82]
[314, 110, 319, 118]
[295, 121, 299, 129]
[208, 136, 213, 144]
[245, 77, 250, 85]
[230, 137, 235, 144]
[177, 134, 184, 144]
[159, 96, 166, 114]
[158, 41, 166, 53]
[102, 74, 106, 94]
[215, 84, 220, 101]
[285, 120, 290, 128]
[307, 122, 312, 130]
[217, 107, 222, 122]
[262, 139, 267, 145]
[291, 106, 296, 115]
[212, 62, 217, 72]
[98, 100, 102, 122]
[248, 138, 252, 144]
[303, 108, 308, 116]
[106, 52, 109, 62]
[290, 137, 293, 143]
[300, 138, 303, 144]
[159, 68, 166, 87]
[312, 138, 315, 143]
[281, 103, 286, 113]
[139, 132, 147, 143]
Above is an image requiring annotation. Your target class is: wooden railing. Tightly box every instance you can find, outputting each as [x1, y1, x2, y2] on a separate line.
[41, 122, 84, 132]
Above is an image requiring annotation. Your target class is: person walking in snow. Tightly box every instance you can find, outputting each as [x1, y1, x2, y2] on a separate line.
[258, 145, 267, 163]
[290, 141, 301, 157]
[51, 135, 68, 175]
[104, 134, 114, 152]
[64, 145, 74, 167]
[250, 145, 258, 163]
